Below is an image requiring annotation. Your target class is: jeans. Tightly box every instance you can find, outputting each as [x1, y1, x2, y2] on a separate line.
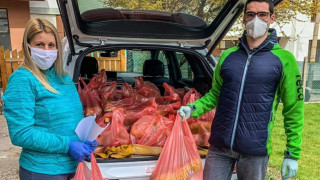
[203, 146, 269, 180]
[19, 166, 75, 180]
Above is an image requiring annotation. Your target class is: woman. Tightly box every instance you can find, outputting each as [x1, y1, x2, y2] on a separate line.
[2, 18, 96, 179]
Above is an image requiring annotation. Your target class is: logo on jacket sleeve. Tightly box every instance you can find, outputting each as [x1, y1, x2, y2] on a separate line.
[296, 75, 303, 101]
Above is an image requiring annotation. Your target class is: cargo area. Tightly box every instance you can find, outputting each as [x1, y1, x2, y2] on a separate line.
[76, 48, 215, 160]
[73, 48, 240, 180]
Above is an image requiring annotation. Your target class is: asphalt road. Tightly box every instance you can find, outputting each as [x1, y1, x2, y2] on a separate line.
[0, 114, 20, 180]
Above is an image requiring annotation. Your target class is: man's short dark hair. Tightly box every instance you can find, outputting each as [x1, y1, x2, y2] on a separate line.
[244, 0, 274, 14]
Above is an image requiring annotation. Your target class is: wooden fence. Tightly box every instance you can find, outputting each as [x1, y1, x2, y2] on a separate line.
[0, 46, 24, 92]
[87, 50, 126, 71]
[0, 47, 127, 91]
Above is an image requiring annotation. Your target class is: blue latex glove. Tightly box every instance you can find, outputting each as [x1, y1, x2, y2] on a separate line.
[68, 141, 91, 162]
[281, 158, 298, 179]
[84, 140, 98, 152]
[178, 106, 192, 120]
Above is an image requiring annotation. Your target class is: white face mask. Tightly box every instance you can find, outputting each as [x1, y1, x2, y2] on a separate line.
[28, 44, 58, 70]
[245, 16, 268, 39]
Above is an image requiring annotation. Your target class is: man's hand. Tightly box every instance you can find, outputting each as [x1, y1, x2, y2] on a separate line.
[281, 158, 298, 179]
[178, 106, 192, 121]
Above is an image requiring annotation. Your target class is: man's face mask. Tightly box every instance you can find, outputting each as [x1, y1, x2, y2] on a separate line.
[28, 44, 58, 70]
[245, 16, 268, 39]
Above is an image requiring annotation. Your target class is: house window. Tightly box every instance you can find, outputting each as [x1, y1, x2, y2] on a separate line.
[0, 9, 11, 50]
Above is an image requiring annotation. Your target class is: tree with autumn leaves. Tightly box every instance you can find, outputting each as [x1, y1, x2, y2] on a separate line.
[100, 0, 227, 23]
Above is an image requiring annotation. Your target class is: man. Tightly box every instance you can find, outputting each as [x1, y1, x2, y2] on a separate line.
[178, 0, 304, 179]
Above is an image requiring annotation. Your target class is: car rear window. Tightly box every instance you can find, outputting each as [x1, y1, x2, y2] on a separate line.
[76, 0, 228, 27]
[80, 48, 211, 92]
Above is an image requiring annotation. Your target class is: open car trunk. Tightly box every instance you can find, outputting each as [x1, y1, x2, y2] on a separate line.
[58, 0, 284, 179]
[76, 47, 220, 179]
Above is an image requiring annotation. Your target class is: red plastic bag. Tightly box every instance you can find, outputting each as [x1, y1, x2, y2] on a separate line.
[88, 69, 107, 90]
[150, 115, 203, 180]
[98, 108, 131, 148]
[78, 77, 102, 117]
[138, 115, 167, 147]
[102, 97, 134, 112]
[123, 99, 158, 126]
[164, 83, 186, 100]
[189, 121, 211, 147]
[99, 81, 117, 102]
[182, 88, 200, 106]
[183, 88, 216, 123]
[72, 153, 108, 180]
[131, 115, 157, 139]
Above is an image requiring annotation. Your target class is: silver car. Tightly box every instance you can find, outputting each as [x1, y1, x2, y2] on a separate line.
[57, 0, 280, 179]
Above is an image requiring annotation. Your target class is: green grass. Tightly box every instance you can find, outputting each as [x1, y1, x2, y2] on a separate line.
[268, 103, 320, 180]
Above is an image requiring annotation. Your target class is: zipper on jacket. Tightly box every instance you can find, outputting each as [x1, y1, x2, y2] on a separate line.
[230, 54, 252, 150]
[229, 41, 272, 151]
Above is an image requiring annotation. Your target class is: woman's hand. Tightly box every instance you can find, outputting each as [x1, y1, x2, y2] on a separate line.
[84, 140, 98, 152]
[68, 141, 92, 162]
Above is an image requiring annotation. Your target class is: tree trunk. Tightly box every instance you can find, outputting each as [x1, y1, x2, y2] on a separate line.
[196, 0, 206, 18]
[310, 12, 320, 62]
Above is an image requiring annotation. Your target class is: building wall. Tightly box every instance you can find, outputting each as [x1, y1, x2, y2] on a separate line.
[30, 14, 56, 27]
[29, 14, 64, 41]
[272, 13, 320, 62]
[0, 1, 30, 51]
[56, 15, 64, 41]
[30, 0, 64, 40]
[0, 0, 64, 51]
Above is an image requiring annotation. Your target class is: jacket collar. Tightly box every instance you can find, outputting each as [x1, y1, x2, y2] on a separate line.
[239, 28, 278, 54]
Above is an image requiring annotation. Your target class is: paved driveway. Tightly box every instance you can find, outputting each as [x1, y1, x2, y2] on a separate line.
[0, 115, 20, 180]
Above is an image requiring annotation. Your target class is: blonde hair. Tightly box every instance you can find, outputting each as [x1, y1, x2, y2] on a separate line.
[21, 18, 66, 93]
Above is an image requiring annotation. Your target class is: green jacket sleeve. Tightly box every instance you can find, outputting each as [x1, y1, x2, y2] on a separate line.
[189, 62, 222, 117]
[2, 71, 70, 154]
[189, 47, 238, 117]
[277, 49, 304, 159]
